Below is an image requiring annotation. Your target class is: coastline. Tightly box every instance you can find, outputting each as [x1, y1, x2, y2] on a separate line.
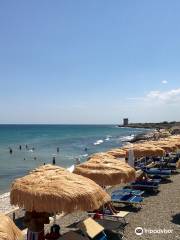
[118, 121, 180, 129]
[0, 128, 173, 213]
[0, 125, 149, 195]
[1, 132, 180, 240]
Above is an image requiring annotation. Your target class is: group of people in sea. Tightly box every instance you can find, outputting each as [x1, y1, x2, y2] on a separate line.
[8, 144, 88, 166]
[8, 144, 35, 155]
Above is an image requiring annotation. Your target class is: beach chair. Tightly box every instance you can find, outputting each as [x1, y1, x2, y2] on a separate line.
[88, 210, 129, 225]
[111, 192, 143, 207]
[155, 162, 177, 171]
[113, 188, 144, 196]
[154, 156, 178, 170]
[88, 201, 129, 224]
[142, 167, 171, 179]
[77, 217, 107, 240]
[128, 180, 159, 192]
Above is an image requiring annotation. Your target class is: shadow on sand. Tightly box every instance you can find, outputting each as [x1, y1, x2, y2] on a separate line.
[159, 178, 172, 184]
[171, 213, 180, 225]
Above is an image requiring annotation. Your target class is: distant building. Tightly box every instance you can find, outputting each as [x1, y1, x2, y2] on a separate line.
[123, 118, 129, 126]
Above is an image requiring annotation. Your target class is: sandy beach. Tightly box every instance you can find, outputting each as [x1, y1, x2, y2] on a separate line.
[45, 172, 180, 240]
[123, 173, 180, 240]
[0, 192, 14, 213]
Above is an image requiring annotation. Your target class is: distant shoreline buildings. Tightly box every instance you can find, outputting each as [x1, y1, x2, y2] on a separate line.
[123, 118, 129, 126]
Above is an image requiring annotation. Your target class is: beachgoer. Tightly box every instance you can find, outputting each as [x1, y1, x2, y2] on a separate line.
[57, 147, 60, 153]
[34, 157, 37, 160]
[9, 148, 13, 154]
[25, 144, 28, 150]
[24, 158, 26, 161]
[52, 156, 56, 165]
[19, 145, 22, 150]
[106, 202, 119, 214]
[93, 210, 102, 220]
[84, 147, 88, 152]
[24, 211, 50, 240]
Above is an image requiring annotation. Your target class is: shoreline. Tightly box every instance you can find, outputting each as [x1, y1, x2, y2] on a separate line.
[0, 129, 177, 213]
[0, 127, 148, 195]
[118, 121, 180, 130]
[1, 134, 180, 239]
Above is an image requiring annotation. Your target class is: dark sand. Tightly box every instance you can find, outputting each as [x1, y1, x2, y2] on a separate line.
[44, 171, 180, 240]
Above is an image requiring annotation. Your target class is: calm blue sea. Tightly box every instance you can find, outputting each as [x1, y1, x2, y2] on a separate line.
[0, 124, 148, 193]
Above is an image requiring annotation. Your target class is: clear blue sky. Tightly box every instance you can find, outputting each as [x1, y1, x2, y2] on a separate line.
[0, 0, 180, 124]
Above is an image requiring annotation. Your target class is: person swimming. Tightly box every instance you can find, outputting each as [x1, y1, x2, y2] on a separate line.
[52, 156, 56, 165]
[9, 148, 13, 154]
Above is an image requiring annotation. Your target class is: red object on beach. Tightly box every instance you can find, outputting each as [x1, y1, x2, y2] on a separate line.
[93, 211, 102, 220]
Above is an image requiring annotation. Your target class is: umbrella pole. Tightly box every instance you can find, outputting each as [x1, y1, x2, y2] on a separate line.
[54, 213, 56, 224]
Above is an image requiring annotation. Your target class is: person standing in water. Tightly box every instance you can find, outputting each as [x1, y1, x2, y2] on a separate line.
[57, 147, 60, 153]
[19, 145, 22, 150]
[9, 148, 13, 154]
[52, 155, 56, 165]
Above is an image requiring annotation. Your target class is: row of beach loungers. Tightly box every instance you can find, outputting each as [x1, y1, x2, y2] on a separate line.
[3, 152, 180, 240]
[81, 152, 180, 239]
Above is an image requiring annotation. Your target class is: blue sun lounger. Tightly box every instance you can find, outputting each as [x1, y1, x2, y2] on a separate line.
[111, 192, 143, 207]
[112, 188, 144, 196]
[128, 180, 159, 192]
[154, 156, 179, 170]
[142, 168, 171, 179]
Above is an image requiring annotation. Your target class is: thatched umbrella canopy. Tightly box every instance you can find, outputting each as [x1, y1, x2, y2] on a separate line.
[147, 140, 178, 152]
[138, 143, 165, 156]
[0, 213, 22, 240]
[122, 144, 165, 158]
[10, 165, 110, 213]
[167, 139, 180, 149]
[158, 140, 180, 150]
[73, 153, 136, 186]
[106, 148, 126, 158]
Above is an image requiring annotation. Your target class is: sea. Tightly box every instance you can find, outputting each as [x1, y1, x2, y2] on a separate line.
[0, 124, 149, 194]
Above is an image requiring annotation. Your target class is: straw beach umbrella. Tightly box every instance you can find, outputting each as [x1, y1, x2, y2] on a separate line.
[10, 165, 110, 238]
[10, 164, 110, 214]
[122, 143, 165, 158]
[0, 213, 22, 240]
[106, 148, 126, 158]
[167, 140, 180, 149]
[147, 141, 178, 152]
[73, 153, 136, 186]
